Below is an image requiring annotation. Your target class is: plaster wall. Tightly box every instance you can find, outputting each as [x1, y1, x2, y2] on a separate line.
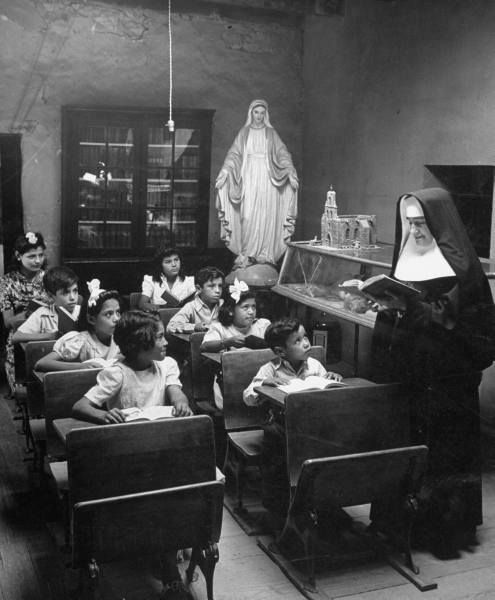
[0, 0, 303, 266]
[302, 0, 495, 246]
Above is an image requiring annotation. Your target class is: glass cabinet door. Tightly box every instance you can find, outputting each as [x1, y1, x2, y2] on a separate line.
[77, 124, 134, 250]
[145, 126, 201, 249]
[62, 107, 213, 260]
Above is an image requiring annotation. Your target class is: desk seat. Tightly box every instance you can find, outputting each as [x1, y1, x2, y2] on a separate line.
[228, 429, 264, 460]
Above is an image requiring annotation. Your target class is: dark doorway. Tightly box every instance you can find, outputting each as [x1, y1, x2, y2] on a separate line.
[0, 134, 24, 270]
[425, 165, 493, 258]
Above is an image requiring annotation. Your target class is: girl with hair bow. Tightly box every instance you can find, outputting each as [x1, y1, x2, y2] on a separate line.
[36, 280, 123, 372]
[201, 279, 270, 353]
[200, 279, 271, 410]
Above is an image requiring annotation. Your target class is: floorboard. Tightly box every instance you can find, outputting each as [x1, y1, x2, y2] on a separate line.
[2, 383, 495, 600]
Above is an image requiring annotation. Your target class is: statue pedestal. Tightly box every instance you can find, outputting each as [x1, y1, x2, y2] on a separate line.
[225, 263, 279, 288]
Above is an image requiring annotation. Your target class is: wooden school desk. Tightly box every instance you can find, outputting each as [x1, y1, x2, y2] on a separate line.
[53, 417, 94, 444]
[200, 351, 222, 365]
[254, 376, 375, 409]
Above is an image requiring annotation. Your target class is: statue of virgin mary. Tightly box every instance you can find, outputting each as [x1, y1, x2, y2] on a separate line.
[215, 99, 298, 271]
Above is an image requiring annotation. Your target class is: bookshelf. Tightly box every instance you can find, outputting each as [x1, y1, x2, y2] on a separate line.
[61, 106, 214, 261]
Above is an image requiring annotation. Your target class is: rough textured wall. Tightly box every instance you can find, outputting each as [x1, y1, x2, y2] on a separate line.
[302, 0, 495, 244]
[0, 0, 303, 265]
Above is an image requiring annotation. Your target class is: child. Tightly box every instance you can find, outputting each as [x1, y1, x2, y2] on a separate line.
[200, 280, 271, 410]
[72, 310, 192, 423]
[72, 309, 193, 600]
[243, 318, 342, 518]
[35, 279, 122, 372]
[139, 246, 196, 310]
[243, 317, 342, 406]
[12, 266, 80, 344]
[166, 266, 225, 333]
[0, 232, 50, 391]
[200, 278, 270, 352]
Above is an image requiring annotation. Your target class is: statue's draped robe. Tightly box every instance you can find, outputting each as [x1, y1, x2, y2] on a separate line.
[216, 125, 297, 265]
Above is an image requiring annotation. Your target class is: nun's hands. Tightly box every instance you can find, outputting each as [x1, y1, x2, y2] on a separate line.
[368, 293, 406, 313]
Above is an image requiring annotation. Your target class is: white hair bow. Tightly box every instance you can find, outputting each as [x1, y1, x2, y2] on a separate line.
[229, 278, 249, 303]
[87, 278, 104, 307]
[25, 232, 38, 244]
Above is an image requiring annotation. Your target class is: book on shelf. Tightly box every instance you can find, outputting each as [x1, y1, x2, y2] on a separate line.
[339, 274, 420, 302]
[278, 376, 346, 394]
[120, 405, 174, 422]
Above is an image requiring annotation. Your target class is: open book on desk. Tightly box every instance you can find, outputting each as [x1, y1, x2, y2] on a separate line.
[278, 376, 346, 394]
[339, 274, 420, 302]
[120, 405, 175, 422]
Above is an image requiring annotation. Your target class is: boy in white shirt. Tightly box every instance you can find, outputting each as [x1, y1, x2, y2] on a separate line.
[243, 318, 341, 406]
[12, 266, 80, 344]
[166, 266, 224, 333]
[243, 318, 342, 518]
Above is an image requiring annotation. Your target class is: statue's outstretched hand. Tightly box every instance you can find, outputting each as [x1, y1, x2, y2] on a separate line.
[215, 169, 228, 189]
[289, 173, 299, 190]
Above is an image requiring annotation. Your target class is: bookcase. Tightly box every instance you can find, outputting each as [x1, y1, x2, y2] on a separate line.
[61, 106, 214, 262]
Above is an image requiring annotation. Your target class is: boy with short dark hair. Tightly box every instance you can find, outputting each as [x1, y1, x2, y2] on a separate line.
[243, 317, 342, 517]
[12, 266, 80, 343]
[243, 317, 341, 406]
[166, 266, 225, 333]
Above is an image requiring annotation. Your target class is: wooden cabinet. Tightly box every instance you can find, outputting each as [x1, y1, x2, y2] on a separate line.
[61, 106, 214, 262]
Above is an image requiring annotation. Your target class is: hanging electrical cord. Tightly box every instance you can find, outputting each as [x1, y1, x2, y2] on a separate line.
[167, 0, 174, 132]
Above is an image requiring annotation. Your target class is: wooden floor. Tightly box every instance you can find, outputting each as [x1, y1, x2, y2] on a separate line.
[2, 386, 495, 600]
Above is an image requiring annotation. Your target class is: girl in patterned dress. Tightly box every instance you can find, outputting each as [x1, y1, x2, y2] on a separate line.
[0, 232, 49, 392]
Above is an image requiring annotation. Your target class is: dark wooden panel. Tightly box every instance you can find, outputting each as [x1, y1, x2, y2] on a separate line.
[72, 481, 224, 566]
[67, 415, 216, 504]
[285, 382, 410, 487]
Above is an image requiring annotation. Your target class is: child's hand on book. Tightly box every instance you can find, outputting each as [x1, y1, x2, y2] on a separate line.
[325, 371, 343, 382]
[103, 408, 126, 424]
[225, 335, 245, 348]
[172, 398, 193, 417]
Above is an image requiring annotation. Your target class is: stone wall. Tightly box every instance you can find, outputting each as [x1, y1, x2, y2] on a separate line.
[0, 0, 303, 265]
[302, 0, 495, 244]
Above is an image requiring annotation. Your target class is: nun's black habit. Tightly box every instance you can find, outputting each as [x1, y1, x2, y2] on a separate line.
[371, 188, 493, 556]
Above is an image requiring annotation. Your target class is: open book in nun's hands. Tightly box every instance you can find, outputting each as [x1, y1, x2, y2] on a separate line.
[339, 274, 420, 302]
[120, 405, 175, 422]
[278, 376, 346, 394]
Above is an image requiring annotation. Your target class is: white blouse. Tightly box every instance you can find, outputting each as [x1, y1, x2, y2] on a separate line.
[203, 318, 271, 349]
[141, 274, 196, 306]
[53, 330, 120, 363]
[85, 357, 182, 410]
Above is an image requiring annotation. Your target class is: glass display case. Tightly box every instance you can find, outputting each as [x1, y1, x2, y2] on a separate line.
[274, 241, 495, 329]
[273, 240, 394, 328]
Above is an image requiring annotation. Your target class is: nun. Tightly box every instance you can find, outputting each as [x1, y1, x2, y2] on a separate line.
[371, 188, 493, 558]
